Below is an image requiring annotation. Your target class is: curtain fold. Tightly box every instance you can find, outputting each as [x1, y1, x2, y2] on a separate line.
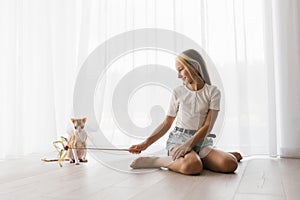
[272, 0, 300, 158]
[1, 0, 297, 159]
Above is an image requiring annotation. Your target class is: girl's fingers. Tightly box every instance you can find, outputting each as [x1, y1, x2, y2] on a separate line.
[173, 150, 181, 160]
[174, 148, 180, 160]
[173, 149, 186, 160]
[129, 145, 143, 154]
[129, 142, 147, 154]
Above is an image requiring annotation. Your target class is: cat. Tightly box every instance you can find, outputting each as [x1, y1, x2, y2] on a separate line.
[68, 117, 88, 165]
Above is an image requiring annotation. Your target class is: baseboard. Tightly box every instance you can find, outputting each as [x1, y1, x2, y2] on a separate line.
[280, 147, 300, 158]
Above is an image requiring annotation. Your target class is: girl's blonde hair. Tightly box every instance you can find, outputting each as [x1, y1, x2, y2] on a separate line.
[176, 49, 211, 85]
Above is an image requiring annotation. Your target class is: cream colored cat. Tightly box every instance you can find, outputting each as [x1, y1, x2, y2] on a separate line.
[68, 117, 88, 165]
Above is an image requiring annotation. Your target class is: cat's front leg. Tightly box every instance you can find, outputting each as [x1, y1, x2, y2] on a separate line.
[77, 143, 88, 163]
[71, 148, 80, 165]
[68, 150, 75, 163]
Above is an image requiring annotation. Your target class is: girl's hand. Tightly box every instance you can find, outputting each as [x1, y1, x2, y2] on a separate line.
[172, 139, 193, 160]
[128, 141, 149, 154]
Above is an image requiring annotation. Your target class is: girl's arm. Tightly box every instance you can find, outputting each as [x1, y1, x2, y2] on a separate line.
[128, 115, 176, 154]
[189, 109, 218, 147]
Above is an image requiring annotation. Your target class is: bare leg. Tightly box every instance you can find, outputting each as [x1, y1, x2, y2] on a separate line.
[130, 150, 203, 175]
[167, 151, 203, 175]
[202, 148, 238, 173]
[130, 156, 173, 168]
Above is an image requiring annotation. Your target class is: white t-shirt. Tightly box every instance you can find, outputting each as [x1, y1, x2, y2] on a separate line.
[167, 83, 221, 130]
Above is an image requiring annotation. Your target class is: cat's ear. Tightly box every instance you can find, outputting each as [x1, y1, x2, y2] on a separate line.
[82, 117, 87, 123]
[71, 118, 76, 124]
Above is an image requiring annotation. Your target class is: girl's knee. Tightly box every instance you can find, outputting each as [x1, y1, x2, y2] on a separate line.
[180, 158, 203, 175]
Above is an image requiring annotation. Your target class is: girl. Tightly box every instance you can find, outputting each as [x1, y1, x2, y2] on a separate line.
[129, 49, 242, 175]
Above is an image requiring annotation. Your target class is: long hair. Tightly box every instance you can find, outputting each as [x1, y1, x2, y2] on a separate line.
[176, 49, 211, 85]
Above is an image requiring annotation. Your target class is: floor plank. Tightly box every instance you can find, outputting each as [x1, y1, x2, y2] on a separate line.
[0, 154, 300, 200]
[185, 161, 248, 200]
[234, 158, 285, 199]
[278, 158, 300, 200]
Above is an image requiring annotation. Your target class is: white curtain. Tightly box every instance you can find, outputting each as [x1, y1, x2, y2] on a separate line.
[271, 0, 300, 158]
[0, 0, 298, 159]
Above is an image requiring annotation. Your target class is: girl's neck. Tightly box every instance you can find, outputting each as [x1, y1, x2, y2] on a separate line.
[187, 79, 205, 91]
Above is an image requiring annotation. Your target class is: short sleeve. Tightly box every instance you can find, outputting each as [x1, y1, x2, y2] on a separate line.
[167, 90, 179, 117]
[209, 87, 221, 111]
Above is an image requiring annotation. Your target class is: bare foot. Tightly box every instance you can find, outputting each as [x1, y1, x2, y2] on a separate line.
[130, 156, 173, 169]
[229, 152, 243, 162]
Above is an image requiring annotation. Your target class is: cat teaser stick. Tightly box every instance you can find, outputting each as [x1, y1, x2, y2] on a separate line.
[70, 147, 129, 151]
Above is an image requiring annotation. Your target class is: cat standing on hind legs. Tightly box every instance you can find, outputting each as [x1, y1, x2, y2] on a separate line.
[68, 117, 88, 165]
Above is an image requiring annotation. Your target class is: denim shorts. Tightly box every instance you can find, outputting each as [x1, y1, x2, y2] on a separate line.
[166, 127, 214, 156]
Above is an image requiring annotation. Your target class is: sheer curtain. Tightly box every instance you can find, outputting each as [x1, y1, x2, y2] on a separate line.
[0, 0, 297, 159]
[0, 0, 85, 158]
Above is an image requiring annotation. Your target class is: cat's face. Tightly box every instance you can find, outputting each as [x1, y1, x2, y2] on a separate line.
[71, 118, 87, 131]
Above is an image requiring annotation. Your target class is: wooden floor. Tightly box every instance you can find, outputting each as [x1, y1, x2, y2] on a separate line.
[0, 153, 299, 200]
